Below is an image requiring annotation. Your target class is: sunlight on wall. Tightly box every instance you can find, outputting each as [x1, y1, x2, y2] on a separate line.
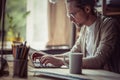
[26, 0, 48, 50]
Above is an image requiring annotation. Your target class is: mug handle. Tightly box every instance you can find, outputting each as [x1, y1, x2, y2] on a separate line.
[63, 54, 69, 68]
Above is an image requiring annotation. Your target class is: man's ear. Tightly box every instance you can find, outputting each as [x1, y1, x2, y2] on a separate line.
[84, 6, 91, 13]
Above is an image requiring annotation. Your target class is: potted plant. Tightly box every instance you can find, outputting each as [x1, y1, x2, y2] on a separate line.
[5, 11, 30, 42]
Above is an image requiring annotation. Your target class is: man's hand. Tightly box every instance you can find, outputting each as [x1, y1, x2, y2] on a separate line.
[40, 55, 64, 67]
[31, 51, 46, 61]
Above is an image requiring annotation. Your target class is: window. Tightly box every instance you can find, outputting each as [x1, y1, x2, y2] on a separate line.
[1, 0, 27, 49]
[26, 0, 72, 50]
[4, 0, 73, 50]
[102, 0, 120, 16]
[26, 0, 48, 50]
[5, 0, 27, 41]
[96, 0, 120, 16]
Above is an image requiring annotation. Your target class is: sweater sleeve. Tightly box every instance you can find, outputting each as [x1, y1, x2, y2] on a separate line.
[70, 26, 86, 53]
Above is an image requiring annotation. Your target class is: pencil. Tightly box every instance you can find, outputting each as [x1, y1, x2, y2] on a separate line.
[20, 41, 27, 59]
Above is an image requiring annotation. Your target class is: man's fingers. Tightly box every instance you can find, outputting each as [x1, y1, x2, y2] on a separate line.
[32, 52, 44, 60]
[40, 56, 52, 64]
[40, 56, 48, 64]
[43, 60, 50, 65]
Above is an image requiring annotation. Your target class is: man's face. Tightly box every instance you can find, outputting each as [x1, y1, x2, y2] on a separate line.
[66, 1, 89, 27]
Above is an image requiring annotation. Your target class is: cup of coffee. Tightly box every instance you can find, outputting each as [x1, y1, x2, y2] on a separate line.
[69, 53, 83, 74]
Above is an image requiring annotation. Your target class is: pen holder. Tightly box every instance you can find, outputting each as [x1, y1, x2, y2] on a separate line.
[12, 44, 30, 59]
[13, 59, 28, 78]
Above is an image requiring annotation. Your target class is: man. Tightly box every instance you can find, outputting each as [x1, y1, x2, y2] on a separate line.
[31, 0, 120, 73]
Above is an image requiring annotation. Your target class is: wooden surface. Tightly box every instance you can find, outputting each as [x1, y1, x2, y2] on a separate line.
[0, 61, 63, 80]
[1, 61, 120, 80]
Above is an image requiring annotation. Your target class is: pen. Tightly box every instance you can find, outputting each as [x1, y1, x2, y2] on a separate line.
[20, 41, 27, 59]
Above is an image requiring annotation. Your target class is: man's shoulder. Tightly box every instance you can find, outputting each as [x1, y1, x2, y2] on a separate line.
[97, 14, 117, 25]
[95, 14, 120, 32]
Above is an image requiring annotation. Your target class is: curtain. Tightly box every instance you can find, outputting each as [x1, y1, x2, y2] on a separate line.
[26, 0, 48, 50]
[47, 0, 72, 48]
[26, 0, 72, 50]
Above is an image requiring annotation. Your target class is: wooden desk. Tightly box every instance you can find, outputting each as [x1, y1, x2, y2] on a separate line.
[1, 61, 120, 80]
[0, 61, 63, 80]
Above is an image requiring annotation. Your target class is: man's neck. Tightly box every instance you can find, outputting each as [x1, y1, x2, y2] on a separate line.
[85, 15, 97, 26]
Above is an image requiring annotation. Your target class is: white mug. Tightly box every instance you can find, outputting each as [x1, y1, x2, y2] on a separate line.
[69, 53, 83, 74]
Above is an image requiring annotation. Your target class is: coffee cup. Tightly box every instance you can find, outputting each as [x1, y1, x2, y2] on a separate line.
[69, 53, 83, 74]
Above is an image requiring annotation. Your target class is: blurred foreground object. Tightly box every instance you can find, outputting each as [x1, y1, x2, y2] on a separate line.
[0, 0, 9, 77]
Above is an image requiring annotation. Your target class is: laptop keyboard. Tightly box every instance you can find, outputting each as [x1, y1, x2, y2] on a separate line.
[33, 59, 59, 68]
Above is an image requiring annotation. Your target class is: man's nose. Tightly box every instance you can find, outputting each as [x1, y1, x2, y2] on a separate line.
[67, 14, 75, 22]
[70, 16, 75, 22]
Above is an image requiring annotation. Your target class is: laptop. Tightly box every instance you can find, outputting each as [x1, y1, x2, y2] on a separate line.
[28, 48, 61, 68]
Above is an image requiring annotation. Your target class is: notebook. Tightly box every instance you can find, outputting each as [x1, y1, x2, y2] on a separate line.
[28, 48, 61, 68]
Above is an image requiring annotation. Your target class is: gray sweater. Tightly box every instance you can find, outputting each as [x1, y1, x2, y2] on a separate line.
[71, 15, 120, 73]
